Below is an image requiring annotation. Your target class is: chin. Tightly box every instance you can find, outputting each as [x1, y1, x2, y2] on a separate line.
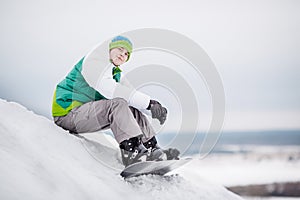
[113, 62, 122, 66]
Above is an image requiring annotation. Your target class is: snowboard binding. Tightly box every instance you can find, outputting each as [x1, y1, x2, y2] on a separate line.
[120, 136, 180, 167]
[119, 136, 147, 167]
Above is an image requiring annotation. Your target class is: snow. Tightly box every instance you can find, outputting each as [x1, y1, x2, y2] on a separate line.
[0, 99, 242, 200]
[181, 152, 300, 187]
[244, 198, 300, 200]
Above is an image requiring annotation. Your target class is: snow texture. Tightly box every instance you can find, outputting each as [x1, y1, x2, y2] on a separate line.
[0, 99, 242, 200]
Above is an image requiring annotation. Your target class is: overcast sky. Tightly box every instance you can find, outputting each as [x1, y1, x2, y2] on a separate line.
[0, 0, 299, 131]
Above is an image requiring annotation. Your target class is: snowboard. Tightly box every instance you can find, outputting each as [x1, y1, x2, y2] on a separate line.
[120, 158, 192, 178]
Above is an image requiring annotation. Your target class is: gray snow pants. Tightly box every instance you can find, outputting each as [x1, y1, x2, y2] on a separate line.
[53, 98, 156, 144]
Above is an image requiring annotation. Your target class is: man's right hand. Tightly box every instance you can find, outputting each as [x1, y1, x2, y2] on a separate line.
[147, 100, 167, 125]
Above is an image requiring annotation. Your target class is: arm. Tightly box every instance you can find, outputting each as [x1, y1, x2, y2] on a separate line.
[81, 42, 150, 110]
[96, 67, 151, 110]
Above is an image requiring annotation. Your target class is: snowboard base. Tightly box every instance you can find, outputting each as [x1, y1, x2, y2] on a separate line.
[120, 158, 192, 178]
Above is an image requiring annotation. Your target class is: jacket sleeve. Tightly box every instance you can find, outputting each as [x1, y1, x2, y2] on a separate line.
[81, 42, 150, 110]
[95, 67, 151, 110]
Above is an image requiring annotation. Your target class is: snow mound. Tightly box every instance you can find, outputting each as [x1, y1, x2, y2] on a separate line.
[0, 99, 242, 200]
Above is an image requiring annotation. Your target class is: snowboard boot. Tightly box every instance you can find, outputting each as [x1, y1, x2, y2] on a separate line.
[143, 136, 180, 161]
[119, 136, 148, 167]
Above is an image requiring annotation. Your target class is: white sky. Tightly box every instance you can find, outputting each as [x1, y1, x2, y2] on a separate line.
[0, 0, 299, 131]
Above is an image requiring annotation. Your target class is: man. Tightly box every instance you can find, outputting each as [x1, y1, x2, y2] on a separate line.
[52, 36, 179, 167]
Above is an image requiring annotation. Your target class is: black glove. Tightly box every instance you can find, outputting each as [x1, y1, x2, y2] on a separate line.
[147, 100, 167, 125]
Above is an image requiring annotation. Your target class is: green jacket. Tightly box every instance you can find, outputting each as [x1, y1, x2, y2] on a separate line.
[52, 58, 121, 117]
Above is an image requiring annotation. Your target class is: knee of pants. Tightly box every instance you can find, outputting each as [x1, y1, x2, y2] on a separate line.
[111, 97, 128, 108]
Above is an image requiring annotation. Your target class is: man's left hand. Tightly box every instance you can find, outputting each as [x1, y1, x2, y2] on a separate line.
[147, 100, 168, 125]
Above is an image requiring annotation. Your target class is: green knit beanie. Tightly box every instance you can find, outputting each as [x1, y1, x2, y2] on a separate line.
[109, 36, 133, 61]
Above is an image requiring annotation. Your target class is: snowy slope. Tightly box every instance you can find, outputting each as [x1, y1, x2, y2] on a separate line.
[0, 99, 242, 200]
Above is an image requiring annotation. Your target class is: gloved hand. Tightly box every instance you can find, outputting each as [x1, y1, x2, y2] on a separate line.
[147, 100, 167, 125]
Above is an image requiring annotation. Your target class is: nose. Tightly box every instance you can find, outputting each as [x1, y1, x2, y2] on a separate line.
[119, 52, 128, 60]
[119, 54, 125, 61]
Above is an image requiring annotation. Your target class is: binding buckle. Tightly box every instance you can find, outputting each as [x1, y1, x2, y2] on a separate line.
[131, 149, 139, 159]
[147, 147, 152, 156]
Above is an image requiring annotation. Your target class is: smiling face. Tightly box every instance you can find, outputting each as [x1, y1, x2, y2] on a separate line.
[109, 47, 129, 66]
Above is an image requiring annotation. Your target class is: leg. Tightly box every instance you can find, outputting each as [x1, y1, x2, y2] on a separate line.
[129, 106, 156, 143]
[54, 98, 143, 143]
[127, 107, 180, 160]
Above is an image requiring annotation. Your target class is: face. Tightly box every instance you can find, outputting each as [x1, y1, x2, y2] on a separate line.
[109, 47, 129, 66]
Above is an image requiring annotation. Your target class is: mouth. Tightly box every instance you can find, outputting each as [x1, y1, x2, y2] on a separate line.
[112, 57, 120, 62]
[117, 56, 124, 62]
